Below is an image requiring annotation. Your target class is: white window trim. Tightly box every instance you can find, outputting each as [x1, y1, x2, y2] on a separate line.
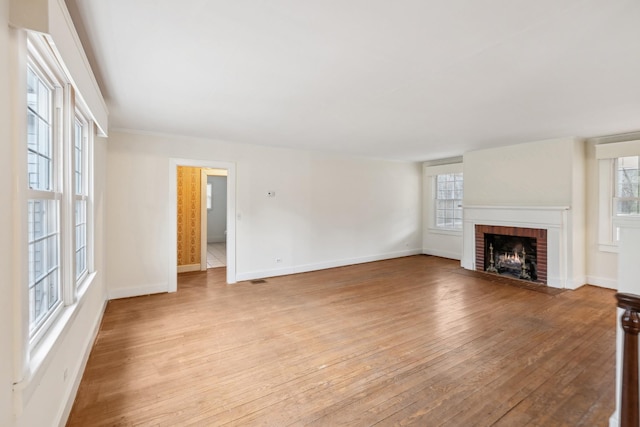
[423, 162, 464, 237]
[596, 140, 640, 253]
[13, 31, 98, 414]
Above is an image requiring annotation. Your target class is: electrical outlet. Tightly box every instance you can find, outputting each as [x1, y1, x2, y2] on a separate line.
[275, 258, 282, 263]
[267, 191, 276, 197]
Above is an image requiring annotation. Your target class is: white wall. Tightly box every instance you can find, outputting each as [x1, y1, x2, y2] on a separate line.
[464, 138, 576, 207]
[207, 175, 227, 243]
[1, 1, 15, 426]
[107, 130, 423, 295]
[422, 161, 463, 260]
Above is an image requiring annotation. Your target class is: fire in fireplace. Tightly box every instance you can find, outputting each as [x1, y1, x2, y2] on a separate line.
[484, 233, 538, 281]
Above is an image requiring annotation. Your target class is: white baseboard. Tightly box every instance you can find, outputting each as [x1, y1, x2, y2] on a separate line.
[177, 264, 200, 273]
[108, 282, 168, 299]
[422, 248, 461, 260]
[207, 236, 226, 243]
[58, 298, 108, 426]
[586, 275, 617, 290]
[609, 411, 618, 427]
[235, 249, 422, 282]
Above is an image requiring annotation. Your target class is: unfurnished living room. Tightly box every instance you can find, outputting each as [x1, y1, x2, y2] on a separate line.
[2, 1, 640, 426]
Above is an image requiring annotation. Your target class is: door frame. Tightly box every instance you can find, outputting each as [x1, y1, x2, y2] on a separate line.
[200, 168, 228, 271]
[168, 158, 236, 291]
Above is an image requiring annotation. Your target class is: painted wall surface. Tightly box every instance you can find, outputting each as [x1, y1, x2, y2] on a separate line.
[1, 0, 15, 425]
[463, 138, 575, 207]
[106, 130, 422, 295]
[422, 162, 463, 260]
[177, 166, 201, 266]
[207, 175, 227, 243]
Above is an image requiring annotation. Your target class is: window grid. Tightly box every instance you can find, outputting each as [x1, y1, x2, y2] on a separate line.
[26, 63, 62, 334]
[74, 118, 88, 282]
[435, 173, 463, 230]
[615, 156, 640, 216]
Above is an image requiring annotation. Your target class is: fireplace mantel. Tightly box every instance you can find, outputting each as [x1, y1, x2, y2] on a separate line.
[461, 205, 582, 289]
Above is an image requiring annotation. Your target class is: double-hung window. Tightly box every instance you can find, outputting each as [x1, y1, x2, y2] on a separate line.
[595, 140, 640, 251]
[26, 59, 63, 339]
[25, 35, 94, 348]
[434, 173, 464, 230]
[74, 115, 89, 285]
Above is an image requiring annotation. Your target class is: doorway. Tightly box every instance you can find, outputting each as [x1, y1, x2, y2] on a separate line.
[200, 168, 228, 270]
[168, 158, 236, 291]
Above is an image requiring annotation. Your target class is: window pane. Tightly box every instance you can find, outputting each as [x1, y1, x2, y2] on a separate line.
[27, 199, 60, 332]
[434, 173, 463, 229]
[75, 199, 87, 280]
[27, 67, 52, 192]
[75, 120, 83, 195]
[615, 156, 640, 216]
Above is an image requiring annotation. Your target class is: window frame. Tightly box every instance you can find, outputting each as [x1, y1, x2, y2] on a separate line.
[613, 155, 640, 220]
[23, 34, 96, 352]
[73, 111, 92, 288]
[433, 172, 464, 231]
[26, 44, 66, 347]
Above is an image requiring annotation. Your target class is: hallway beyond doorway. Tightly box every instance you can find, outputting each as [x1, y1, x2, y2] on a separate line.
[207, 242, 226, 268]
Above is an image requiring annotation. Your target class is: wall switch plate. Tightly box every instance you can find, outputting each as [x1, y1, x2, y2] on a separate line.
[267, 191, 276, 197]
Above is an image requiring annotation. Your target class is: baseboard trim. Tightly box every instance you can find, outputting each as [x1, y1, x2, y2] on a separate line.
[177, 264, 200, 273]
[108, 283, 168, 300]
[586, 275, 617, 290]
[235, 249, 422, 282]
[422, 248, 461, 260]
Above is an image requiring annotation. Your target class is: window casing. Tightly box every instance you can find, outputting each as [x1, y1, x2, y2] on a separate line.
[434, 173, 463, 230]
[25, 36, 94, 349]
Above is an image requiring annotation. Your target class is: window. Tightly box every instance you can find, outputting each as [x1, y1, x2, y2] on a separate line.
[615, 156, 640, 216]
[25, 36, 94, 347]
[27, 61, 62, 337]
[435, 173, 463, 230]
[207, 183, 213, 209]
[74, 115, 89, 284]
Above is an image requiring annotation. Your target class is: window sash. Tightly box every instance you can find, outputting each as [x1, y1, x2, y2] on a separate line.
[434, 173, 463, 230]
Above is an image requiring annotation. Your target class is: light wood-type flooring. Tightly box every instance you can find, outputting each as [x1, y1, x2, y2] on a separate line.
[67, 255, 617, 426]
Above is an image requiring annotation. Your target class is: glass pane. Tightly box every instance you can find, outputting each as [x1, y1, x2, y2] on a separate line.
[75, 121, 83, 195]
[37, 78, 50, 120]
[616, 199, 640, 215]
[27, 67, 37, 111]
[617, 156, 639, 198]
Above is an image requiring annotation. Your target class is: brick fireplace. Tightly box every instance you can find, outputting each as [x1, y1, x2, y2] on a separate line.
[475, 224, 547, 284]
[462, 206, 581, 289]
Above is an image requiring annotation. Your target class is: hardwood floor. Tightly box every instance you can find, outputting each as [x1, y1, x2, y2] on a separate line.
[67, 255, 617, 426]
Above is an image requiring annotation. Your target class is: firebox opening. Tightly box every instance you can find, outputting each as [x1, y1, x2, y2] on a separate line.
[484, 233, 538, 282]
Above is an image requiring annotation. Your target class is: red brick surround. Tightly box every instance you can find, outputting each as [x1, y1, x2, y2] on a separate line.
[475, 225, 547, 284]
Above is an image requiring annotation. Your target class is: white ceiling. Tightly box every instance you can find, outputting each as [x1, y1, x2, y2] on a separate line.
[67, 0, 640, 161]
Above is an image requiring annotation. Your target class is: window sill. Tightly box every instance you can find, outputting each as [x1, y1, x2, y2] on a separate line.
[14, 271, 98, 413]
[427, 228, 463, 237]
[598, 243, 619, 254]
